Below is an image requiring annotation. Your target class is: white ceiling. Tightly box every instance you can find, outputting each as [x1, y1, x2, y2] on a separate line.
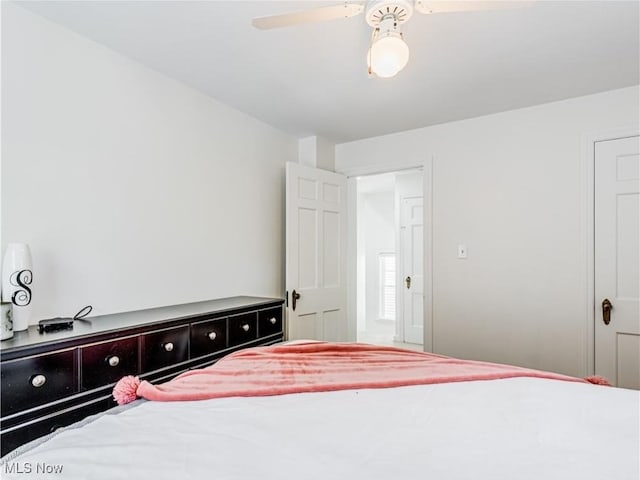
[15, 1, 640, 144]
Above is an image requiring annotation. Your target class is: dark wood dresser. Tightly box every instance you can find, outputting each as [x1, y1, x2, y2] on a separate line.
[0, 296, 284, 456]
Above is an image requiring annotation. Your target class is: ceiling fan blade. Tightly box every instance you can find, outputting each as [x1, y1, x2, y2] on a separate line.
[252, 3, 364, 30]
[415, 0, 533, 15]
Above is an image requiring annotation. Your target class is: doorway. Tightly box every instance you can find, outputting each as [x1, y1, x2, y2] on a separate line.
[355, 170, 423, 351]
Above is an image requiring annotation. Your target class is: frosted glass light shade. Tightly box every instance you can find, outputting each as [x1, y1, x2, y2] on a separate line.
[368, 35, 410, 78]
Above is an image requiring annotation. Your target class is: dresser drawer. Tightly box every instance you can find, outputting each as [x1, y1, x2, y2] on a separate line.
[258, 307, 283, 337]
[141, 325, 189, 372]
[190, 317, 227, 358]
[1, 397, 109, 457]
[81, 337, 139, 390]
[1, 349, 76, 417]
[228, 312, 257, 347]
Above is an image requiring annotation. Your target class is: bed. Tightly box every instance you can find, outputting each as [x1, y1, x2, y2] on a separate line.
[1, 341, 638, 479]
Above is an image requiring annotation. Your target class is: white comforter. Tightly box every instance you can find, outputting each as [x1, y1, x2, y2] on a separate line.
[2, 377, 638, 479]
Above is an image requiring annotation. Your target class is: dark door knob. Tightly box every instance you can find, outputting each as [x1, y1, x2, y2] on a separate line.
[602, 298, 612, 325]
[292, 290, 301, 311]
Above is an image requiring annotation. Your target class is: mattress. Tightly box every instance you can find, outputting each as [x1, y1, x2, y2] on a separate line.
[1, 376, 638, 480]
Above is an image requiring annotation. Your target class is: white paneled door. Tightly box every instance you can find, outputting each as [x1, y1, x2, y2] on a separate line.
[286, 162, 347, 341]
[401, 196, 424, 345]
[594, 135, 640, 389]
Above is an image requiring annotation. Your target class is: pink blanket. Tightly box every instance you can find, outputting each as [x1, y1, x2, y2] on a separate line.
[113, 342, 605, 405]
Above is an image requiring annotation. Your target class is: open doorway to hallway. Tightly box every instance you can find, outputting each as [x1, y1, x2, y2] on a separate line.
[355, 169, 423, 352]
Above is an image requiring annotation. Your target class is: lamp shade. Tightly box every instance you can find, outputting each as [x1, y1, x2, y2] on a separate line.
[368, 34, 410, 78]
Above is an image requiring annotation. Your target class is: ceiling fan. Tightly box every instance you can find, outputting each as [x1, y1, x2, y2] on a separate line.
[252, 1, 531, 78]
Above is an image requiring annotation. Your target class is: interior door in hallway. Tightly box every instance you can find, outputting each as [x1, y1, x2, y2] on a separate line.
[401, 196, 424, 345]
[594, 135, 640, 389]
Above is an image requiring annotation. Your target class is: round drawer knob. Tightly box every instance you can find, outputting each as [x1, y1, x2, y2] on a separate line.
[242, 324, 250, 332]
[207, 331, 217, 341]
[107, 356, 120, 367]
[31, 374, 47, 388]
[269, 317, 277, 325]
[164, 342, 174, 352]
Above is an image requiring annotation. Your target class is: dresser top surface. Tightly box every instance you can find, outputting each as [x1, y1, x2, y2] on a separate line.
[0, 296, 283, 354]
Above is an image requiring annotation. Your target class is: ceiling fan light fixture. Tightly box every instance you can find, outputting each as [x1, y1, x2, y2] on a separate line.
[253, 0, 534, 78]
[368, 30, 410, 78]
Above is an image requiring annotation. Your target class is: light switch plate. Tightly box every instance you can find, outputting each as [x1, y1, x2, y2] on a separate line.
[458, 244, 467, 259]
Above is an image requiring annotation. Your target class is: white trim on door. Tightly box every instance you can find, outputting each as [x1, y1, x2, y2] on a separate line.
[346, 176, 358, 341]
[342, 158, 434, 352]
[423, 159, 434, 352]
[581, 126, 640, 376]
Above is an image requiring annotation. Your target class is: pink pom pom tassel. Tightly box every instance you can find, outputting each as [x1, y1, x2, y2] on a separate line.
[584, 375, 611, 386]
[113, 375, 142, 405]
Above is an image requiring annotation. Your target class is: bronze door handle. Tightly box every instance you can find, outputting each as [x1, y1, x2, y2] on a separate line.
[405, 276, 411, 289]
[292, 290, 301, 311]
[602, 298, 612, 325]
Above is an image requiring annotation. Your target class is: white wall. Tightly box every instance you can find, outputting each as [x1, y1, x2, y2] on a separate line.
[297, 136, 335, 172]
[336, 86, 640, 377]
[1, 3, 297, 321]
[358, 191, 395, 330]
